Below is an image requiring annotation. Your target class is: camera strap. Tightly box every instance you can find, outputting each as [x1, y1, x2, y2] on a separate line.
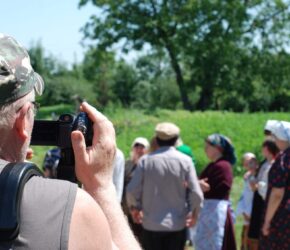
[0, 162, 43, 242]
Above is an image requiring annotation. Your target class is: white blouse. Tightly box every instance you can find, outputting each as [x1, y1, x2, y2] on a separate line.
[256, 160, 273, 200]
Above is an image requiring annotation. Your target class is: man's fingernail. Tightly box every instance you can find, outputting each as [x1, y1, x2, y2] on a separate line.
[72, 132, 81, 141]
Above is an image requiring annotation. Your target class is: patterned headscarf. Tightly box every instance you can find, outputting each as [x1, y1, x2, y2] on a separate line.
[206, 133, 237, 165]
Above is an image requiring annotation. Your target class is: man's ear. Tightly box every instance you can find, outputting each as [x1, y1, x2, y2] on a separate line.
[15, 103, 31, 140]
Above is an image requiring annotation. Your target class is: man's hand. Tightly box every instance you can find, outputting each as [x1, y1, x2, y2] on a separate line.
[199, 178, 211, 193]
[71, 102, 116, 191]
[186, 211, 198, 227]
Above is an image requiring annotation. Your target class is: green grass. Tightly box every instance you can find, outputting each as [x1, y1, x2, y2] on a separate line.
[33, 105, 289, 173]
[105, 108, 288, 175]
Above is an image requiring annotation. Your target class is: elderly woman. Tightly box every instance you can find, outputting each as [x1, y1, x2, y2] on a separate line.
[194, 134, 237, 250]
[260, 121, 290, 250]
[122, 137, 149, 241]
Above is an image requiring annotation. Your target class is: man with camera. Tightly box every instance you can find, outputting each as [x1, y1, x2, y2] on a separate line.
[0, 33, 140, 249]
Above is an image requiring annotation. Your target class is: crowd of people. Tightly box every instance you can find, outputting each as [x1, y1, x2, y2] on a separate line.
[0, 33, 289, 250]
[235, 120, 290, 250]
[41, 117, 290, 250]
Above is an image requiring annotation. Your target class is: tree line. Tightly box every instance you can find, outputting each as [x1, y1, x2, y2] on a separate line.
[30, 0, 290, 112]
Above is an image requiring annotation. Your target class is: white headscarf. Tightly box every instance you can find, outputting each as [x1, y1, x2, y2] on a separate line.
[272, 121, 290, 142]
[131, 137, 150, 150]
[242, 152, 256, 161]
[264, 120, 278, 133]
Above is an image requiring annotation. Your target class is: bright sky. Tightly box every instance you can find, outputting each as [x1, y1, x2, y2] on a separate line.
[2, 0, 96, 65]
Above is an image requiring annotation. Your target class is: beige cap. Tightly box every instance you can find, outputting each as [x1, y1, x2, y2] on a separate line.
[155, 122, 180, 140]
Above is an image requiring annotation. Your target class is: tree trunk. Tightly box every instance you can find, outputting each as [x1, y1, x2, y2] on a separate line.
[165, 43, 192, 111]
[197, 85, 213, 110]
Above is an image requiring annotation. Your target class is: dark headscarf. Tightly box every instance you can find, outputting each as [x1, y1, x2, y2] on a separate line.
[206, 133, 237, 165]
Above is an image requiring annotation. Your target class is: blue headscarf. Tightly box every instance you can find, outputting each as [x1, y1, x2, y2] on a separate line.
[206, 133, 237, 165]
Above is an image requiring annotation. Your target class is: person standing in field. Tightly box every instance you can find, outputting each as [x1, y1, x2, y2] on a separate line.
[260, 121, 290, 250]
[236, 153, 257, 250]
[126, 122, 203, 250]
[122, 137, 149, 242]
[248, 140, 280, 250]
[195, 133, 237, 250]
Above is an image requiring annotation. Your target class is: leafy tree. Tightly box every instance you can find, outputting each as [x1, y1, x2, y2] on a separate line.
[29, 42, 95, 107]
[82, 48, 116, 108]
[79, 0, 290, 111]
[112, 61, 139, 106]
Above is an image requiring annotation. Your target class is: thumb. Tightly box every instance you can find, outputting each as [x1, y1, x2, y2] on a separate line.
[71, 131, 87, 164]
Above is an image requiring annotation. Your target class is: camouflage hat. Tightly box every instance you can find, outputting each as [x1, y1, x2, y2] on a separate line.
[0, 33, 44, 104]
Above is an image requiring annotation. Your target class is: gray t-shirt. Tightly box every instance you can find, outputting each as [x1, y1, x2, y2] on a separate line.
[0, 159, 77, 250]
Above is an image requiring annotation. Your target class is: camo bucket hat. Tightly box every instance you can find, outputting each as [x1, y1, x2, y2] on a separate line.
[0, 33, 44, 104]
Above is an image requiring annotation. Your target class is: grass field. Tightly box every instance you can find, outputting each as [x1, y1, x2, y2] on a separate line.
[33, 105, 289, 174]
[31, 105, 288, 248]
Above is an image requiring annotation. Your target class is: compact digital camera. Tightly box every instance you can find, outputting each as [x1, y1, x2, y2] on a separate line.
[30, 112, 93, 183]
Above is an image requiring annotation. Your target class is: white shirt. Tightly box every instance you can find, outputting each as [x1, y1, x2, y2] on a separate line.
[257, 160, 272, 200]
[112, 148, 125, 202]
[236, 174, 254, 225]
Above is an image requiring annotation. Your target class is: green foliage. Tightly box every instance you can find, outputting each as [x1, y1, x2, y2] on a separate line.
[80, 0, 290, 112]
[28, 42, 96, 107]
[27, 1, 290, 112]
[40, 75, 95, 106]
[82, 48, 115, 108]
[112, 61, 139, 106]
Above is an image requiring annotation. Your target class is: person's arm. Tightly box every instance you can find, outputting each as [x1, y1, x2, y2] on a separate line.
[262, 155, 288, 236]
[71, 102, 141, 250]
[262, 187, 285, 236]
[69, 189, 114, 250]
[187, 161, 204, 217]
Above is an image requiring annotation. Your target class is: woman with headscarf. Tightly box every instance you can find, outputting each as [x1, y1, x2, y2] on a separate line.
[247, 140, 280, 250]
[260, 121, 290, 250]
[194, 133, 237, 250]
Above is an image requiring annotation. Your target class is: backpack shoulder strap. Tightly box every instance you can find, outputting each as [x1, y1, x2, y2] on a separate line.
[0, 162, 43, 242]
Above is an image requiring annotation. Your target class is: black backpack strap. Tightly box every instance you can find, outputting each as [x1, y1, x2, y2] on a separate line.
[0, 162, 43, 242]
